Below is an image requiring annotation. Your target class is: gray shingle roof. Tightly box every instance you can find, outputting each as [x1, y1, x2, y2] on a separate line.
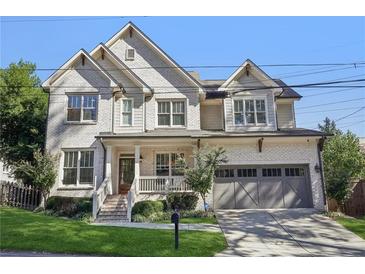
[97, 128, 327, 139]
[274, 79, 302, 99]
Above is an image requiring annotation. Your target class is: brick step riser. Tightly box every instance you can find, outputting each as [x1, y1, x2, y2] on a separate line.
[98, 212, 127, 218]
[96, 218, 129, 222]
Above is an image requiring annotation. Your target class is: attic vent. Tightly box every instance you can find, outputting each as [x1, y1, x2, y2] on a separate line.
[125, 48, 135, 61]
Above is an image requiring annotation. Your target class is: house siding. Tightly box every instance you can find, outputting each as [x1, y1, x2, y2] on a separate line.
[224, 73, 276, 132]
[109, 32, 200, 131]
[277, 102, 295, 128]
[200, 104, 224, 130]
[95, 56, 144, 133]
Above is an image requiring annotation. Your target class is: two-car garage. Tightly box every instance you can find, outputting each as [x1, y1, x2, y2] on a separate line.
[213, 165, 313, 209]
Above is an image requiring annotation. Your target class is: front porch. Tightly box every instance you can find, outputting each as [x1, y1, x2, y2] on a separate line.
[93, 138, 197, 221]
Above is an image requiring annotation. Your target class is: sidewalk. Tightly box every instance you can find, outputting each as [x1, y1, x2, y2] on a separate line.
[92, 221, 222, 232]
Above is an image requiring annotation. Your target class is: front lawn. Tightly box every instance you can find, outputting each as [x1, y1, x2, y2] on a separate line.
[157, 216, 218, 224]
[336, 216, 365, 240]
[0, 207, 226, 256]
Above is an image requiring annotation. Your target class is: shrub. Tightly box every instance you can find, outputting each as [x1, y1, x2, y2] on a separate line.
[46, 196, 92, 218]
[131, 200, 164, 218]
[132, 210, 215, 223]
[166, 193, 199, 210]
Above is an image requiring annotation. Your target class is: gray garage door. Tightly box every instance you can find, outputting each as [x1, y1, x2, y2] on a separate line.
[213, 165, 313, 209]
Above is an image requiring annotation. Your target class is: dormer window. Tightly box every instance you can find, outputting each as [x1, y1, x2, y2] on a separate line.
[233, 98, 267, 126]
[125, 48, 135, 60]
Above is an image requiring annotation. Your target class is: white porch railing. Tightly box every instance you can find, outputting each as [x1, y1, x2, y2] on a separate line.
[138, 176, 192, 193]
[92, 177, 112, 220]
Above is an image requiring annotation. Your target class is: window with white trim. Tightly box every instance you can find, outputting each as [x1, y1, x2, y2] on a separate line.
[233, 98, 267, 125]
[121, 99, 133, 126]
[67, 95, 97, 122]
[63, 150, 94, 186]
[157, 101, 185, 126]
[155, 152, 184, 176]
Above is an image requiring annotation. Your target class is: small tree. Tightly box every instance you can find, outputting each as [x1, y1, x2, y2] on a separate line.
[181, 146, 227, 211]
[12, 149, 58, 208]
[319, 118, 365, 207]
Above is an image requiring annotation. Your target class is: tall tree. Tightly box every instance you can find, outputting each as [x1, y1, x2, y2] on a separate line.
[318, 117, 342, 135]
[0, 60, 48, 170]
[319, 118, 365, 206]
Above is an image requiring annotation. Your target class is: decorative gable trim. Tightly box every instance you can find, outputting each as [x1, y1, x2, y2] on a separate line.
[90, 43, 152, 94]
[42, 49, 120, 90]
[104, 22, 204, 93]
[219, 59, 281, 93]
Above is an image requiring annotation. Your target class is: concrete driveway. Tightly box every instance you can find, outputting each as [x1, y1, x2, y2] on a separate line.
[216, 209, 365, 257]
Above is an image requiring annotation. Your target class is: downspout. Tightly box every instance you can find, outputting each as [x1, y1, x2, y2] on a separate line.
[317, 136, 327, 208]
[42, 88, 51, 152]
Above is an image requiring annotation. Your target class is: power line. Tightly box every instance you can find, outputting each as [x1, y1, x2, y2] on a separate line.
[296, 97, 365, 110]
[303, 87, 364, 98]
[335, 107, 365, 122]
[1, 78, 365, 91]
[337, 120, 365, 128]
[1, 62, 365, 71]
[297, 106, 365, 115]
[301, 114, 365, 126]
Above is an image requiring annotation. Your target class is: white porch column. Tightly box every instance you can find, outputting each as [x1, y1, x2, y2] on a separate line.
[105, 145, 112, 193]
[134, 144, 140, 194]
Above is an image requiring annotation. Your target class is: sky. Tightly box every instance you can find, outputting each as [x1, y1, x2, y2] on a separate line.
[1, 16, 364, 136]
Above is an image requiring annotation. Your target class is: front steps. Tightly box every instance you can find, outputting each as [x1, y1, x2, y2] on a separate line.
[95, 195, 129, 223]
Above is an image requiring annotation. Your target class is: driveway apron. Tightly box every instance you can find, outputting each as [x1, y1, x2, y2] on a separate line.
[216, 209, 365, 257]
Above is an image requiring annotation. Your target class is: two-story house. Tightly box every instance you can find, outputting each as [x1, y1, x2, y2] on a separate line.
[42, 22, 327, 222]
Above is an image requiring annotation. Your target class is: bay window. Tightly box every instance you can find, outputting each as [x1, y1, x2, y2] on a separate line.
[67, 95, 97, 122]
[233, 98, 267, 125]
[63, 150, 94, 186]
[157, 100, 185, 127]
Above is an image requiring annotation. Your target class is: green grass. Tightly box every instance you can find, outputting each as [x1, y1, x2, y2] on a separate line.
[336, 216, 365, 240]
[156, 217, 218, 224]
[0, 207, 226, 256]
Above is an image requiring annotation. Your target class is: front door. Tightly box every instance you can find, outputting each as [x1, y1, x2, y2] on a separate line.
[119, 157, 135, 194]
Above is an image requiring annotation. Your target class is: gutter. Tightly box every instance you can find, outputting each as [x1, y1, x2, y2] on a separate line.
[317, 136, 327, 207]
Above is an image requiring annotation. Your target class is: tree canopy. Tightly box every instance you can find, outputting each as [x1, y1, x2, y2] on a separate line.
[0, 60, 48, 168]
[181, 146, 227, 211]
[319, 118, 365, 204]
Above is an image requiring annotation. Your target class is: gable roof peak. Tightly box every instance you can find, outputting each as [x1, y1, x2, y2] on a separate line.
[42, 48, 120, 90]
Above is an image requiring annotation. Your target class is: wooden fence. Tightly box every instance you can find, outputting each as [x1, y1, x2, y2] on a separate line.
[0, 182, 41, 210]
[328, 181, 365, 217]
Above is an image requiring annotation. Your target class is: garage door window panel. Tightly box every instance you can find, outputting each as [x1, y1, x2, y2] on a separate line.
[237, 168, 257, 177]
[285, 167, 305, 177]
[262, 168, 282, 177]
[215, 169, 234, 178]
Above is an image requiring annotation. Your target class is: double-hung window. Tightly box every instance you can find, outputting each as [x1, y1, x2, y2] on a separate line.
[121, 99, 133, 126]
[63, 150, 94, 186]
[67, 95, 97, 122]
[157, 101, 185, 127]
[233, 98, 266, 125]
[156, 152, 185, 176]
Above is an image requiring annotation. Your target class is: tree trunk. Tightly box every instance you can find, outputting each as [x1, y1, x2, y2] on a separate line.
[201, 193, 207, 212]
